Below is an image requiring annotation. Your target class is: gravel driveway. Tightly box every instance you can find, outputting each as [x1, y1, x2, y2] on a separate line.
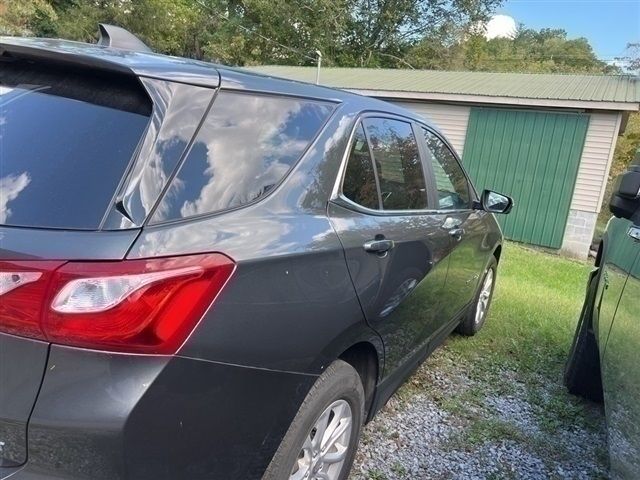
[349, 344, 608, 480]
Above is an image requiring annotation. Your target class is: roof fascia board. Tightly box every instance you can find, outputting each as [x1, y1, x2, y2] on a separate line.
[346, 89, 640, 112]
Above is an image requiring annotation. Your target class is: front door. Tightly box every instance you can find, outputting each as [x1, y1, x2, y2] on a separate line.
[420, 128, 489, 320]
[328, 117, 452, 375]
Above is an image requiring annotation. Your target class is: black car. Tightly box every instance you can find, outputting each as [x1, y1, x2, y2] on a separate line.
[565, 159, 640, 479]
[0, 26, 511, 480]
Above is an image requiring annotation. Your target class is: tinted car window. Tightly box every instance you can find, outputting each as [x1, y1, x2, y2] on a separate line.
[0, 63, 150, 229]
[152, 91, 333, 222]
[363, 118, 427, 210]
[342, 123, 380, 209]
[423, 129, 470, 210]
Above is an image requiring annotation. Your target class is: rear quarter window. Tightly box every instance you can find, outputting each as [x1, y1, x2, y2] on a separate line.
[151, 91, 333, 223]
[0, 61, 151, 230]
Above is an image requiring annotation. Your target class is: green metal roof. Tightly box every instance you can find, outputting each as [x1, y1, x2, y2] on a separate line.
[247, 66, 640, 105]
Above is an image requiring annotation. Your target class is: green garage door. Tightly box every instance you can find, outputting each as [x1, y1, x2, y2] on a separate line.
[462, 108, 589, 248]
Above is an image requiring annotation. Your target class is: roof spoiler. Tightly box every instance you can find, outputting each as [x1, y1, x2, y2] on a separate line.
[97, 24, 152, 53]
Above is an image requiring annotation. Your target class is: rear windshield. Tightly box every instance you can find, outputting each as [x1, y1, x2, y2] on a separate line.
[0, 61, 151, 230]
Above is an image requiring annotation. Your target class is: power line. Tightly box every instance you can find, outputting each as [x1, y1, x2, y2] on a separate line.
[377, 52, 416, 69]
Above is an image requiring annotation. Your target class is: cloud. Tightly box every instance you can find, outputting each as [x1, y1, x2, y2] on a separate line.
[155, 92, 326, 221]
[485, 15, 517, 40]
[0, 172, 31, 223]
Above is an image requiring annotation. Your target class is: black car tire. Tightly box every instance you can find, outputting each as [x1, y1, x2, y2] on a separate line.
[263, 359, 365, 480]
[456, 257, 498, 336]
[564, 272, 604, 402]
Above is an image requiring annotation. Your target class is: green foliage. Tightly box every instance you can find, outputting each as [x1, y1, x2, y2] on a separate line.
[195, 0, 351, 65]
[393, 243, 606, 473]
[408, 27, 617, 73]
[0, 0, 616, 74]
[2, 0, 501, 67]
[595, 113, 640, 240]
[339, 0, 501, 67]
[613, 113, 640, 175]
[616, 42, 640, 73]
[0, 0, 57, 36]
[49, 0, 203, 57]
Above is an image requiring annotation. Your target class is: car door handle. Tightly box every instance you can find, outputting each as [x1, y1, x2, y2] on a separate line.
[363, 239, 395, 253]
[448, 228, 464, 240]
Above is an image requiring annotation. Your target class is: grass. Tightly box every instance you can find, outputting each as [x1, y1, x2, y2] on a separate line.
[352, 242, 609, 479]
[442, 242, 604, 428]
[406, 242, 605, 466]
[366, 468, 388, 480]
[451, 241, 592, 378]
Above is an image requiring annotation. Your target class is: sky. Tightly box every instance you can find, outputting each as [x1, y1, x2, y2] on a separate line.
[495, 0, 640, 61]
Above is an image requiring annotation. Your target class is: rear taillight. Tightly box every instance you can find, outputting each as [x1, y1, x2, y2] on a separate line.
[0, 261, 65, 340]
[0, 254, 235, 354]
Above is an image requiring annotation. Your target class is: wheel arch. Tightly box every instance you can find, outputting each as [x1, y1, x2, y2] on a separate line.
[309, 319, 383, 422]
[594, 240, 604, 268]
[493, 243, 502, 264]
[339, 342, 379, 423]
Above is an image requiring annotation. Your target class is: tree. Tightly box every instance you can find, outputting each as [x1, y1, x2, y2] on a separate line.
[0, 0, 57, 36]
[616, 42, 640, 73]
[595, 112, 640, 239]
[407, 26, 618, 74]
[193, 0, 351, 65]
[51, 0, 203, 57]
[39, 0, 502, 67]
[340, 0, 501, 67]
[4, 0, 618, 75]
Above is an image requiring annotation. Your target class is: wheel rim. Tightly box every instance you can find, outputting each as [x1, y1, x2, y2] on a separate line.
[475, 268, 494, 326]
[289, 399, 353, 480]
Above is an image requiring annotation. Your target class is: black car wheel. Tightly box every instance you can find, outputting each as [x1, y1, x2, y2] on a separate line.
[564, 271, 603, 402]
[263, 360, 365, 480]
[456, 257, 497, 336]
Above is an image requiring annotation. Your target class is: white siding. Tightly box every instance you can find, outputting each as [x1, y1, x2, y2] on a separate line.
[392, 101, 471, 155]
[570, 112, 621, 213]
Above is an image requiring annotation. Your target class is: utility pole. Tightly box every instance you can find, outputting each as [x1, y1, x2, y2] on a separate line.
[315, 50, 322, 84]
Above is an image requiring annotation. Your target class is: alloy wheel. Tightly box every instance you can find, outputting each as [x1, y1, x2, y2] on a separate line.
[289, 399, 353, 480]
[475, 268, 494, 326]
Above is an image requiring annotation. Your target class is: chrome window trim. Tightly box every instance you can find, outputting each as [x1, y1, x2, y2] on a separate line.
[331, 111, 476, 217]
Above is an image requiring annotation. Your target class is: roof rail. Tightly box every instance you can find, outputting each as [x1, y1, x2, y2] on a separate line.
[97, 24, 152, 53]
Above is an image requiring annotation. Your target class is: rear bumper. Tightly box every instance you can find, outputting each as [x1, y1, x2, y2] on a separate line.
[2, 345, 315, 480]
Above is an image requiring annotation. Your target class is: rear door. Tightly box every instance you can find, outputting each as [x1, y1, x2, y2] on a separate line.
[328, 115, 452, 375]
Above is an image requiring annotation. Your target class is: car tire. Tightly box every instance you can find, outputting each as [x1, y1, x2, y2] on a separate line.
[564, 272, 604, 402]
[263, 359, 365, 480]
[456, 257, 497, 336]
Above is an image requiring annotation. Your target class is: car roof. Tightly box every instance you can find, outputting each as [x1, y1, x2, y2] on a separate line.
[0, 36, 434, 127]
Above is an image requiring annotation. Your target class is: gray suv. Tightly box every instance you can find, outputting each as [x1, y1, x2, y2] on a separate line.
[0, 26, 511, 480]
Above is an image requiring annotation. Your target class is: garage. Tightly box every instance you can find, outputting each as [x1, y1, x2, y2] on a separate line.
[463, 108, 589, 249]
[248, 66, 640, 257]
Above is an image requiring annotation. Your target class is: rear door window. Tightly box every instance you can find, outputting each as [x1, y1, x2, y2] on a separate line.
[0, 62, 151, 229]
[152, 91, 333, 223]
[363, 118, 428, 210]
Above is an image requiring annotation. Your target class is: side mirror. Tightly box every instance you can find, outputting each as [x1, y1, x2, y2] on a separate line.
[477, 189, 513, 214]
[609, 165, 640, 221]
